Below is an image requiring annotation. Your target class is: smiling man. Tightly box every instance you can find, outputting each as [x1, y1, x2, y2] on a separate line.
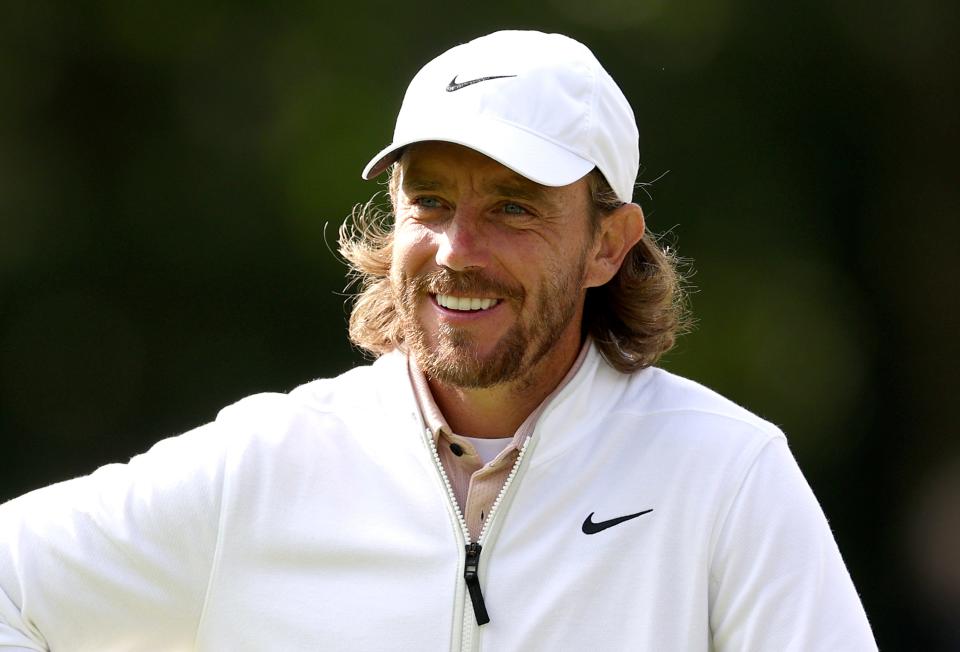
[387, 142, 642, 435]
[0, 31, 876, 651]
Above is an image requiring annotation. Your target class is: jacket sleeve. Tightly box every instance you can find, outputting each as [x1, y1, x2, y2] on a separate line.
[708, 436, 877, 651]
[0, 421, 228, 651]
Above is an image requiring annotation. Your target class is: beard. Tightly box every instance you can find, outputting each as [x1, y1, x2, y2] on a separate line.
[393, 258, 587, 389]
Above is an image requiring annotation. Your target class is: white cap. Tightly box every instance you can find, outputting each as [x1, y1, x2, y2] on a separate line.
[361, 30, 640, 204]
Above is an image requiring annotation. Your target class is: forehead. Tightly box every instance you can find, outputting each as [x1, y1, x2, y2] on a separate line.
[398, 141, 585, 207]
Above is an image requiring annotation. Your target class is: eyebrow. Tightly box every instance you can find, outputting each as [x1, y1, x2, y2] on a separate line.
[402, 177, 445, 193]
[402, 170, 561, 211]
[488, 177, 566, 215]
[487, 180, 551, 204]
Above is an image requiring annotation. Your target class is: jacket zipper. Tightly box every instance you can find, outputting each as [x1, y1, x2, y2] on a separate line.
[463, 542, 489, 625]
[427, 430, 530, 628]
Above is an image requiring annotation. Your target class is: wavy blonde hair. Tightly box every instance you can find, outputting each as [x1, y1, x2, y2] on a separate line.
[338, 166, 691, 373]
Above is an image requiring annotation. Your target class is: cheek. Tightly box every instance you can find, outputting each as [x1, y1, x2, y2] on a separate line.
[539, 242, 592, 293]
[391, 225, 436, 276]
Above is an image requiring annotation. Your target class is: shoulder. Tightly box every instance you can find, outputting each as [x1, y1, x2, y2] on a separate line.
[207, 351, 414, 458]
[621, 366, 779, 434]
[573, 344, 783, 444]
[613, 365, 784, 463]
[534, 348, 783, 477]
[217, 351, 407, 426]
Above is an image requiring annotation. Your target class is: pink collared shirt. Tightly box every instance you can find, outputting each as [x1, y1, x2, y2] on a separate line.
[408, 342, 590, 540]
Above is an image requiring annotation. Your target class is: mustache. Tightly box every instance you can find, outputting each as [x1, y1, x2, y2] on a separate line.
[409, 269, 524, 301]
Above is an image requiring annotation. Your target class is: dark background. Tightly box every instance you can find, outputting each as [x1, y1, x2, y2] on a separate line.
[1, 1, 957, 648]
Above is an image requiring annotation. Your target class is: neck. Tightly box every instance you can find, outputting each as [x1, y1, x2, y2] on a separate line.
[425, 338, 584, 437]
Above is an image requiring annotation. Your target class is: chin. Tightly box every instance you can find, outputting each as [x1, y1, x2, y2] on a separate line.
[417, 329, 528, 389]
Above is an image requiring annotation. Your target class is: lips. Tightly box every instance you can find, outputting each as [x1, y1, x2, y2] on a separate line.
[411, 269, 521, 314]
[434, 294, 499, 311]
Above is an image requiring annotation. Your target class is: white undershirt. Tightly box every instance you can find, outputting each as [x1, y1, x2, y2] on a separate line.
[462, 435, 514, 466]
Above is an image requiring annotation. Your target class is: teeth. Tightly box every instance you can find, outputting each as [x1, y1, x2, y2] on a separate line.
[436, 294, 498, 311]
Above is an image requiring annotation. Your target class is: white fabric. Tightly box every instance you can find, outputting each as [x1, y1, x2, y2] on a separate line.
[361, 30, 640, 203]
[0, 343, 876, 651]
[460, 435, 514, 466]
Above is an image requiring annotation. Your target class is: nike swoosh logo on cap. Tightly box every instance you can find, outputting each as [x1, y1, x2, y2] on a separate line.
[581, 509, 653, 535]
[446, 74, 517, 92]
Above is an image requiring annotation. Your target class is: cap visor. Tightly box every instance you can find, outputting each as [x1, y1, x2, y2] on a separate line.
[361, 116, 594, 188]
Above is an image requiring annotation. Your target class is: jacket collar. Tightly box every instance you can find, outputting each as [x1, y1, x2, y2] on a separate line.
[371, 340, 651, 467]
[406, 341, 592, 450]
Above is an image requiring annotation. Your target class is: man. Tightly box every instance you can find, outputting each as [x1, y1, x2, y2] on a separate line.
[0, 31, 875, 651]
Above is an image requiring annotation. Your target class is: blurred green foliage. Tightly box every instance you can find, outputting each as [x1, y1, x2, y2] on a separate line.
[1, 0, 957, 648]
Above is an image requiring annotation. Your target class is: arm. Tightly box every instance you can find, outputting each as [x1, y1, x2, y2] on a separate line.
[708, 437, 877, 651]
[0, 421, 227, 651]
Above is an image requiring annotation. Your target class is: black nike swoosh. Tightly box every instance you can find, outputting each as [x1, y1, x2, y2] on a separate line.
[446, 74, 517, 92]
[582, 509, 653, 535]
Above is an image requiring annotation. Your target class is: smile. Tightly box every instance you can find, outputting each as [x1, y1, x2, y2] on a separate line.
[434, 294, 500, 311]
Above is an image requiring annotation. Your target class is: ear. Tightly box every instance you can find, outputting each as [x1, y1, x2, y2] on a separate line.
[583, 203, 646, 289]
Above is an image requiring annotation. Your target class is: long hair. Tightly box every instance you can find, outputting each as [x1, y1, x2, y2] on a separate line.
[338, 166, 691, 373]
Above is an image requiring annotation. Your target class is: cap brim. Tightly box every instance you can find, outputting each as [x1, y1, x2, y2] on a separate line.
[361, 116, 595, 188]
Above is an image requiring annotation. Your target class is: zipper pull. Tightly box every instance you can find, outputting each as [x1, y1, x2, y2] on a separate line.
[464, 542, 490, 625]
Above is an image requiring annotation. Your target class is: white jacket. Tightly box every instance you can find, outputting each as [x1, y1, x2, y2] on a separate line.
[0, 344, 876, 651]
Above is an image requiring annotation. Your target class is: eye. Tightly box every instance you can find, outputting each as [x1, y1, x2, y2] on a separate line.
[502, 202, 528, 215]
[414, 196, 443, 209]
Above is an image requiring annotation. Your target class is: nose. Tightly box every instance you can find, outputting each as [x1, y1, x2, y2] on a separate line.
[435, 207, 488, 272]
